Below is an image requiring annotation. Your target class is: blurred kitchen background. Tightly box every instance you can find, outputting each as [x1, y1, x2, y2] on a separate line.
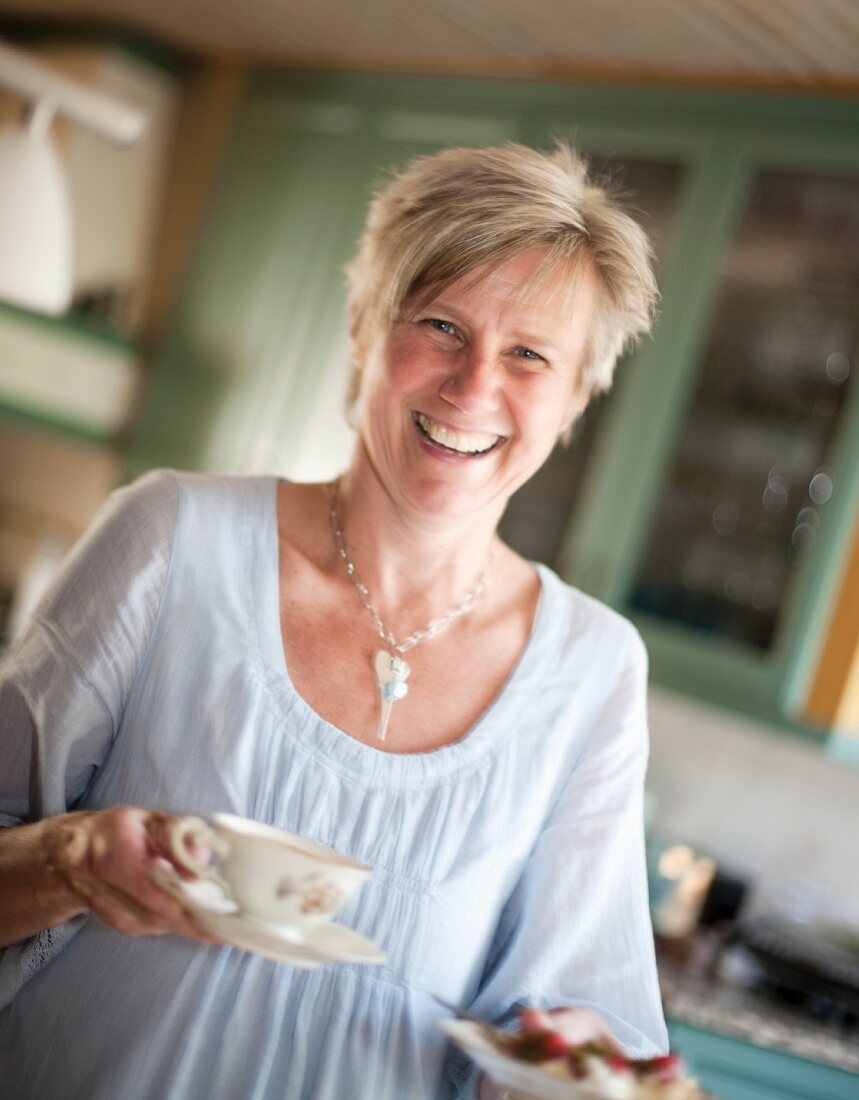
[1, 3, 858, 1095]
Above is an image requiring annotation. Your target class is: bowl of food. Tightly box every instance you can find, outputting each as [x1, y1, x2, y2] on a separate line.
[440, 1017, 707, 1100]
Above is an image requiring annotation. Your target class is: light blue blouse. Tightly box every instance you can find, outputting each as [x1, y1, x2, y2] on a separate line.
[0, 470, 667, 1100]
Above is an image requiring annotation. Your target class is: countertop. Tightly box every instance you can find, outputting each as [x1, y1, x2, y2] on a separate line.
[659, 962, 859, 1074]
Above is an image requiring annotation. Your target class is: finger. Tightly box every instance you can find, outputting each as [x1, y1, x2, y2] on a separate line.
[91, 897, 221, 942]
[55, 808, 223, 942]
[519, 1006, 624, 1056]
[142, 811, 176, 859]
[87, 871, 223, 941]
[87, 823, 192, 922]
[519, 1007, 555, 1034]
[145, 812, 215, 882]
[140, 854, 223, 943]
[50, 812, 158, 923]
[93, 809, 219, 920]
[176, 911, 225, 944]
[548, 1008, 624, 1055]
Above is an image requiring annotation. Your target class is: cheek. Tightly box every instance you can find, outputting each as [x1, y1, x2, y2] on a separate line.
[513, 378, 579, 438]
[382, 336, 445, 397]
[355, 343, 420, 430]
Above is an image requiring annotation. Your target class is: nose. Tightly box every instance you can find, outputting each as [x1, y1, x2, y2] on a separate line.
[438, 345, 501, 415]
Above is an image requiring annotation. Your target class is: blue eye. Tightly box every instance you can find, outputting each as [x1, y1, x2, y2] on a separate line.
[513, 346, 543, 362]
[423, 318, 459, 337]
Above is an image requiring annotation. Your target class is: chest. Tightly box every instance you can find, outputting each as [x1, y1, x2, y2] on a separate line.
[278, 563, 534, 752]
[280, 598, 522, 752]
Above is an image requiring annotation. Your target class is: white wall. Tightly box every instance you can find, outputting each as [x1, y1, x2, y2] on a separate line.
[646, 686, 859, 927]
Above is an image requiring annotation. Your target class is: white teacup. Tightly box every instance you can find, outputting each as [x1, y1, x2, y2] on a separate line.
[168, 813, 372, 929]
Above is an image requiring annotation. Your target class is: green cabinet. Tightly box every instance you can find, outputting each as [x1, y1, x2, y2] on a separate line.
[130, 71, 859, 742]
[667, 1020, 859, 1100]
[562, 142, 859, 738]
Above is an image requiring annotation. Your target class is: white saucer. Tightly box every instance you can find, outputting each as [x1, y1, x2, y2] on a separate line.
[196, 909, 387, 968]
[150, 860, 386, 968]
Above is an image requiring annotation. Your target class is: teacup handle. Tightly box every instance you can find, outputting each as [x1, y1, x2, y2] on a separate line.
[168, 816, 231, 892]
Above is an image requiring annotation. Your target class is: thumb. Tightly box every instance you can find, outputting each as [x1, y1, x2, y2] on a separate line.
[518, 1007, 556, 1035]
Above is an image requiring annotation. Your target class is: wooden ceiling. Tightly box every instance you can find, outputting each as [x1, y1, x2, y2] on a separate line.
[1, 0, 858, 92]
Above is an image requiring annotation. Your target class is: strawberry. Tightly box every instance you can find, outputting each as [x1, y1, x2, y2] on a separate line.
[540, 1031, 570, 1059]
[652, 1053, 684, 1083]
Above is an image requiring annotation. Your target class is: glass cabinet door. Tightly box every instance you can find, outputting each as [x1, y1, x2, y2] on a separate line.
[499, 155, 686, 564]
[629, 170, 859, 653]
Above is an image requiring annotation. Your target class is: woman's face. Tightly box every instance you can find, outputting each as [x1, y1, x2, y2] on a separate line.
[353, 249, 597, 523]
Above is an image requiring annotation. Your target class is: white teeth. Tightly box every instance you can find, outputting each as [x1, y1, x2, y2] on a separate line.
[417, 414, 499, 455]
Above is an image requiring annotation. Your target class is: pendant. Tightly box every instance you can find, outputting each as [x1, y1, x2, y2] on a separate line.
[373, 650, 410, 741]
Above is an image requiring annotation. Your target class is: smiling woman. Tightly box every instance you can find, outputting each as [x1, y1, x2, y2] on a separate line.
[352, 250, 598, 523]
[0, 141, 666, 1100]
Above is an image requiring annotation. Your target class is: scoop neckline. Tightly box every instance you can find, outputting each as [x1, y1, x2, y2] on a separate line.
[245, 476, 566, 786]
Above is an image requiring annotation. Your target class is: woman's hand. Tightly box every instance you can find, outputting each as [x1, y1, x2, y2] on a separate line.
[49, 806, 220, 941]
[0, 806, 220, 947]
[518, 1005, 623, 1054]
[476, 1005, 623, 1099]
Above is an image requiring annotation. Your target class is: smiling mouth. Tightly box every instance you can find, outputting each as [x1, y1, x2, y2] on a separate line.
[413, 413, 504, 457]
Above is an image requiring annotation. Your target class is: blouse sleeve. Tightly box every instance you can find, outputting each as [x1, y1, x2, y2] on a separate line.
[447, 626, 667, 1097]
[0, 468, 179, 1007]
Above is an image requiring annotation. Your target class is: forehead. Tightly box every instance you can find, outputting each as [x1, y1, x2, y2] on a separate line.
[425, 249, 599, 349]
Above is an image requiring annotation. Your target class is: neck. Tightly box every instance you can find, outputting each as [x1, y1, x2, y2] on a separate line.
[330, 446, 504, 627]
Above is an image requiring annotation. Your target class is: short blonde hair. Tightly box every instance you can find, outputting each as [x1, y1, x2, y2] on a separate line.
[344, 141, 658, 413]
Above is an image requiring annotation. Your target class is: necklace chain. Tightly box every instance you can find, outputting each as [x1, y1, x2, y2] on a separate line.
[327, 479, 496, 654]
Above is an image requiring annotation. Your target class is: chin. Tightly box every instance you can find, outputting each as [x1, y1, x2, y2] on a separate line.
[402, 476, 508, 522]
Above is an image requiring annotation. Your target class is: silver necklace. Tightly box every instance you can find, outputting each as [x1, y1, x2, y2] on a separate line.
[327, 480, 496, 741]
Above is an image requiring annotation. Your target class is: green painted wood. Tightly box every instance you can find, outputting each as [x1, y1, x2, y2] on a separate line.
[0, 304, 136, 445]
[667, 1020, 859, 1100]
[779, 363, 859, 718]
[635, 614, 827, 741]
[557, 145, 751, 600]
[130, 111, 372, 476]
[716, 139, 859, 725]
[0, 301, 135, 354]
[732, 132, 859, 175]
[561, 134, 859, 740]
[250, 71, 859, 136]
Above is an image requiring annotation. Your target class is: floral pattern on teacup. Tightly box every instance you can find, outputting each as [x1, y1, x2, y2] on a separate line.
[301, 883, 346, 914]
[275, 875, 345, 915]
